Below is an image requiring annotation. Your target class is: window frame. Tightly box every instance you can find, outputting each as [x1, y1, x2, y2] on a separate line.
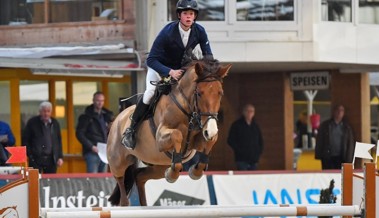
[164, 0, 300, 35]
[0, 0, 124, 26]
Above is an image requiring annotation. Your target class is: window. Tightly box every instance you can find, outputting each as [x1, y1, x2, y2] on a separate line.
[321, 0, 352, 22]
[0, 0, 44, 25]
[359, 0, 379, 24]
[0, 81, 11, 124]
[0, 0, 121, 25]
[72, 82, 101, 127]
[167, 0, 225, 21]
[108, 82, 131, 114]
[20, 81, 49, 131]
[236, 0, 294, 21]
[55, 81, 67, 129]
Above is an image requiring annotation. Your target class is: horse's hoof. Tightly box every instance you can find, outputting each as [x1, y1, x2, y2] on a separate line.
[189, 165, 203, 180]
[120, 198, 130, 206]
[165, 168, 178, 183]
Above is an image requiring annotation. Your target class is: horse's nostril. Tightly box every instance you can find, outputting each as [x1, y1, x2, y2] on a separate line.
[204, 130, 209, 138]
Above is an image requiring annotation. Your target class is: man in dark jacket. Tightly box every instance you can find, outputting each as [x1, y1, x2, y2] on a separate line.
[76, 91, 114, 173]
[315, 104, 355, 169]
[227, 104, 264, 170]
[22, 101, 64, 173]
[121, 0, 214, 150]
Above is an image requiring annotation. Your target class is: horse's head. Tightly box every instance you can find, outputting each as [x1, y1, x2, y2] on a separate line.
[179, 59, 231, 141]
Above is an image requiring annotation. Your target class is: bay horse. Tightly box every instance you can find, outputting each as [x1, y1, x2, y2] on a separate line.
[107, 59, 231, 206]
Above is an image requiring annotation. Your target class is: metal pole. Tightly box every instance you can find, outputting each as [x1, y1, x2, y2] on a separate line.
[303, 90, 318, 149]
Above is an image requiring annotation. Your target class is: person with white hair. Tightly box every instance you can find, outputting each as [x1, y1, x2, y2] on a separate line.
[22, 101, 64, 173]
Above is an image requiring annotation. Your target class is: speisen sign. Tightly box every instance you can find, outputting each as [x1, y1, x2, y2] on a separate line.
[290, 72, 330, 91]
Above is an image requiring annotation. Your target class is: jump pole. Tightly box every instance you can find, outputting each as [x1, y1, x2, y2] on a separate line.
[40, 204, 352, 214]
[45, 205, 361, 218]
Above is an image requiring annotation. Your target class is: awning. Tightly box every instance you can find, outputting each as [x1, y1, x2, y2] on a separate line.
[0, 44, 144, 77]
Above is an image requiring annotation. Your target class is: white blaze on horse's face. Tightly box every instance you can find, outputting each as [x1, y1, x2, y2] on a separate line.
[203, 117, 218, 141]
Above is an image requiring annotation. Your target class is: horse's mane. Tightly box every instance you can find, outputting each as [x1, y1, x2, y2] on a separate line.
[182, 57, 222, 82]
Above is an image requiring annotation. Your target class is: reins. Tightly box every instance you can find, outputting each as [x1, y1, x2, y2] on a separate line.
[169, 77, 220, 155]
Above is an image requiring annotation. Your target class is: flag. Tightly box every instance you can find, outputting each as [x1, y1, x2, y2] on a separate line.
[5, 146, 27, 164]
[353, 142, 374, 161]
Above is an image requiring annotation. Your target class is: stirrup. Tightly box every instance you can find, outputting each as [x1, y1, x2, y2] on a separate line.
[121, 128, 136, 150]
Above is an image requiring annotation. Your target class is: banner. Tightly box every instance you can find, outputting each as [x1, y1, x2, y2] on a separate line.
[0, 181, 28, 218]
[39, 176, 116, 208]
[145, 175, 210, 206]
[213, 173, 342, 205]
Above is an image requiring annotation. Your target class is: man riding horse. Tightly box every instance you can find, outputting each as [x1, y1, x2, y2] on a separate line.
[121, 0, 213, 150]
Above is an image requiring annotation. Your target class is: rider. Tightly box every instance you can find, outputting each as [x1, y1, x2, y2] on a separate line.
[121, 0, 214, 150]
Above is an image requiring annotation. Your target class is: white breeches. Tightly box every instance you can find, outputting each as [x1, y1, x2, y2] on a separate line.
[142, 67, 161, 104]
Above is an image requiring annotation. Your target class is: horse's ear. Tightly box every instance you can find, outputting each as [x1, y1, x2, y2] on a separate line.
[195, 62, 204, 77]
[218, 64, 232, 78]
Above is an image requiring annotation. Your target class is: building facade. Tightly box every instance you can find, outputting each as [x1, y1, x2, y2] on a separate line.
[0, 0, 139, 172]
[1, 0, 378, 172]
[143, 0, 379, 170]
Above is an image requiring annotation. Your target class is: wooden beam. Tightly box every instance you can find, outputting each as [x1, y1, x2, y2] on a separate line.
[44, 0, 49, 24]
[65, 80, 75, 172]
[49, 80, 56, 117]
[28, 169, 40, 218]
[10, 78, 21, 146]
[364, 163, 376, 218]
[342, 163, 353, 218]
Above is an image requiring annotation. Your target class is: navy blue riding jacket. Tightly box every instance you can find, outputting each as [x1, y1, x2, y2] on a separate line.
[146, 21, 213, 77]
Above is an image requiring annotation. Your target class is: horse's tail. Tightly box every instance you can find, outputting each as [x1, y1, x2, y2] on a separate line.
[108, 163, 137, 206]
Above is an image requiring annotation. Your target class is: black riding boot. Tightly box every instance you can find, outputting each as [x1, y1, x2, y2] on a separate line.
[121, 100, 149, 149]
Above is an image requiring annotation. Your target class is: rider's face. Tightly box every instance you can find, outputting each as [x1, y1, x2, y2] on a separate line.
[178, 10, 196, 28]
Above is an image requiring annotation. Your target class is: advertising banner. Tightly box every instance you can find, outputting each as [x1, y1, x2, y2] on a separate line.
[145, 175, 210, 206]
[39, 176, 116, 208]
[0, 182, 28, 218]
[213, 173, 342, 205]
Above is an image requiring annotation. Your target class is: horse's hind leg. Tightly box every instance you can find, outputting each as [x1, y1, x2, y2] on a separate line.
[115, 176, 130, 206]
[135, 165, 166, 206]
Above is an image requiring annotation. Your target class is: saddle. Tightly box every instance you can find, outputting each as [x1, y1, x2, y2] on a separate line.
[145, 78, 176, 119]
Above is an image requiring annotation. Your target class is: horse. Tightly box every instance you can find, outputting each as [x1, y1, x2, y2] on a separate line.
[107, 59, 231, 206]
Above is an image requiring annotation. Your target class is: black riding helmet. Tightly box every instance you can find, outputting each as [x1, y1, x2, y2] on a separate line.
[176, 0, 199, 15]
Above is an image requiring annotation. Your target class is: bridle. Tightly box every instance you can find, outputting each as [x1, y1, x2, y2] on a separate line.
[169, 77, 221, 154]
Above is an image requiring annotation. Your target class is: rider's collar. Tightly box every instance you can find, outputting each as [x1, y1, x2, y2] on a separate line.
[178, 22, 192, 33]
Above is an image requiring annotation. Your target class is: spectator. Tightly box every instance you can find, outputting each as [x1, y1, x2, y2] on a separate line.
[227, 104, 264, 170]
[0, 120, 15, 166]
[22, 102, 64, 173]
[315, 104, 355, 169]
[76, 91, 114, 173]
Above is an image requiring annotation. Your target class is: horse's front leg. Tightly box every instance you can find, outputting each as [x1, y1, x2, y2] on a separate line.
[189, 134, 218, 180]
[156, 125, 184, 183]
[135, 165, 166, 206]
